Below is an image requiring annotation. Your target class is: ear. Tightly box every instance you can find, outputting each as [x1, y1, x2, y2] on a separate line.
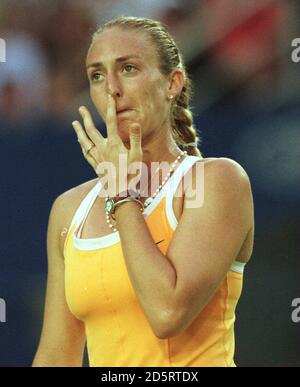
[166, 68, 184, 99]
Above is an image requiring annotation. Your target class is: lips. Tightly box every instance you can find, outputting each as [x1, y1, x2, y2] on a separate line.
[117, 108, 131, 114]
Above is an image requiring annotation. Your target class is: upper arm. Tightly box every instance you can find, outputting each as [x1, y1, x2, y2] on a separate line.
[33, 193, 86, 366]
[165, 158, 254, 336]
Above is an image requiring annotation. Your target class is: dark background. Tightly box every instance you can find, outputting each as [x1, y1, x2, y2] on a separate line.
[0, 0, 299, 366]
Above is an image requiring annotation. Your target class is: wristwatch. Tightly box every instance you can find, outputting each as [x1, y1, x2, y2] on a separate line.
[105, 189, 142, 220]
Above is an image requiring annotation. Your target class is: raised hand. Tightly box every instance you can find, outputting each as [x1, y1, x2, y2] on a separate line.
[72, 94, 143, 196]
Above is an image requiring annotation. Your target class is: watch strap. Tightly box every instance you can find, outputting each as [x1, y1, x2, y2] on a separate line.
[113, 189, 141, 202]
[111, 197, 144, 220]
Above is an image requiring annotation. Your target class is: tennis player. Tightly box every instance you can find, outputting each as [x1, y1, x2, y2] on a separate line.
[33, 16, 254, 367]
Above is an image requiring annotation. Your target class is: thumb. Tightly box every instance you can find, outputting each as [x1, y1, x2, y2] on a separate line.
[129, 123, 142, 151]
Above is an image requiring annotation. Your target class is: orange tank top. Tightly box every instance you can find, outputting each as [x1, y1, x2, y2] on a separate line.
[63, 155, 246, 367]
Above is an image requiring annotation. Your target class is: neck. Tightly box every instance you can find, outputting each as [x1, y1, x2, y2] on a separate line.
[137, 130, 185, 199]
[142, 130, 182, 168]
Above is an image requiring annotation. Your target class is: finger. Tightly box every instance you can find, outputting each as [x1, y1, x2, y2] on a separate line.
[84, 152, 98, 171]
[106, 94, 119, 142]
[79, 106, 104, 147]
[73, 121, 98, 167]
[129, 123, 142, 155]
[72, 120, 95, 155]
[83, 150, 98, 172]
[72, 120, 90, 146]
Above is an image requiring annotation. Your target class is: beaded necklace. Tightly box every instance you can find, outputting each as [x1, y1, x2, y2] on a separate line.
[105, 150, 187, 232]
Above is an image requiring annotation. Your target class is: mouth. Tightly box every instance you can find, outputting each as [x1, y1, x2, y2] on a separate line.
[116, 109, 134, 118]
[117, 108, 131, 113]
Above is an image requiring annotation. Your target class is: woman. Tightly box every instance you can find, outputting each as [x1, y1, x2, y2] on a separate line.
[33, 16, 254, 367]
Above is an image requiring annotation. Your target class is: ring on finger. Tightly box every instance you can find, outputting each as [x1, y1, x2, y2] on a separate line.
[84, 143, 95, 155]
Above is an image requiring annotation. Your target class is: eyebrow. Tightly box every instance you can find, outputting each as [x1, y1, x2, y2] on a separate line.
[87, 55, 142, 70]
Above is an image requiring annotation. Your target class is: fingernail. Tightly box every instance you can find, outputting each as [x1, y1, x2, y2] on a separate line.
[79, 106, 85, 113]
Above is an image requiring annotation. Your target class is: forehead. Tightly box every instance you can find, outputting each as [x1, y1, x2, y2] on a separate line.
[87, 27, 158, 66]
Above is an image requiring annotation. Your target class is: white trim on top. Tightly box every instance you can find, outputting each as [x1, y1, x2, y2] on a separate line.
[230, 260, 246, 274]
[68, 179, 102, 233]
[165, 156, 201, 231]
[68, 157, 248, 274]
[71, 156, 197, 251]
[164, 156, 247, 274]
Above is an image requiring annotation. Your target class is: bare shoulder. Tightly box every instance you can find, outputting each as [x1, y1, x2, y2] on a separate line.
[192, 156, 252, 195]
[203, 157, 253, 213]
[56, 177, 99, 213]
[197, 156, 250, 180]
[50, 177, 100, 253]
[186, 156, 253, 227]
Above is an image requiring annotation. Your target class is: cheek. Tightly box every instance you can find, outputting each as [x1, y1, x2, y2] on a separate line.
[141, 83, 163, 109]
[144, 88, 166, 118]
[137, 73, 163, 105]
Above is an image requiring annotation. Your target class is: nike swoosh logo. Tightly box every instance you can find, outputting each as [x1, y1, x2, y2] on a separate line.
[155, 239, 165, 245]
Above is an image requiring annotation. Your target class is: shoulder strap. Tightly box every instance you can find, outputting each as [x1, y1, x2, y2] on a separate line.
[167, 155, 202, 197]
[69, 179, 102, 236]
[165, 156, 202, 229]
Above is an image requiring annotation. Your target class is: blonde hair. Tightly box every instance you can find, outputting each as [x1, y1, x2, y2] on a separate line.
[91, 16, 202, 157]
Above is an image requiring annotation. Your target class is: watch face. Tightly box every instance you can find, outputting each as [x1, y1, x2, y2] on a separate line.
[105, 199, 114, 213]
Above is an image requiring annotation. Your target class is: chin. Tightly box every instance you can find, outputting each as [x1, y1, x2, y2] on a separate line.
[117, 121, 131, 138]
[118, 128, 129, 141]
[118, 133, 131, 150]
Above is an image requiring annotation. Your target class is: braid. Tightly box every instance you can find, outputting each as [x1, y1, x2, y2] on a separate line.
[172, 80, 201, 157]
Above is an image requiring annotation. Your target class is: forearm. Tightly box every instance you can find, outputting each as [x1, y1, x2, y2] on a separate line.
[114, 201, 177, 334]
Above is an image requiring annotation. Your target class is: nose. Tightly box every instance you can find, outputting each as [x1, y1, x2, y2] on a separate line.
[106, 73, 122, 99]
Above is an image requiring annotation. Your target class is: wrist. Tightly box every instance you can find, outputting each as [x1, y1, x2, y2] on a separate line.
[112, 197, 144, 220]
[113, 189, 141, 202]
[105, 189, 143, 221]
[114, 198, 141, 216]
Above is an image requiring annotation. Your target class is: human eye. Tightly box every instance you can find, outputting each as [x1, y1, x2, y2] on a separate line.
[122, 64, 137, 73]
[90, 72, 104, 82]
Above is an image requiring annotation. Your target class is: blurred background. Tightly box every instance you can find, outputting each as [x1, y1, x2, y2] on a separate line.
[0, 0, 299, 367]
